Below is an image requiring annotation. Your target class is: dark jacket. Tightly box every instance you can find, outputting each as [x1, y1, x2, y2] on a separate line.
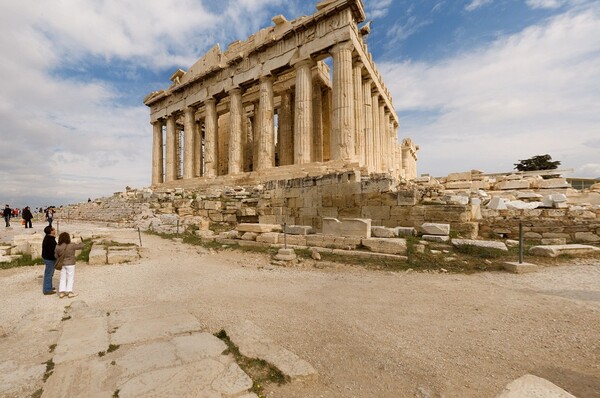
[42, 235, 57, 260]
[3, 207, 11, 218]
[22, 208, 33, 221]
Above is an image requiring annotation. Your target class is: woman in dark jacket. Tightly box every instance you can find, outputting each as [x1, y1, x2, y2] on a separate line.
[22, 206, 33, 228]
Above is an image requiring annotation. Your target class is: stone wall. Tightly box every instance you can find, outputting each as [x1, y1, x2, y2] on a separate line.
[56, 171, 600, 243]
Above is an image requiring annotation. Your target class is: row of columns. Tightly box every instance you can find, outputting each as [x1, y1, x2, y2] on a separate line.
[151, 41, 400, 186]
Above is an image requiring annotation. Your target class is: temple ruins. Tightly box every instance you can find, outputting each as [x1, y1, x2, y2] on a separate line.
[144, 0, 418, 187]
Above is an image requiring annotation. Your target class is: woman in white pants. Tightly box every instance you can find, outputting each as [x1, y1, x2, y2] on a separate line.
[55, 232, 84, 298]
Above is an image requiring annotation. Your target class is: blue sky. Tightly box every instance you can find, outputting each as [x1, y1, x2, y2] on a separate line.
[1, 0, 599, 208]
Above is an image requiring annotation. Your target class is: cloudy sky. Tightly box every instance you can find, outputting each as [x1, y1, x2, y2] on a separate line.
[1, 0, 598, 208]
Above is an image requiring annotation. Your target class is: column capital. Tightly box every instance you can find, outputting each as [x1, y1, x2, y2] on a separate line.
[353, 60, 364, 68]
[259, 74, 274, 83]
[228, 87, 243, 95]
[330, 41, 354, 54]
[204, 97, 217, 105]
[293, 58, 315, 69]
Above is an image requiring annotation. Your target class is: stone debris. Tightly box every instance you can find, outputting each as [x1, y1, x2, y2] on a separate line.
[496, 374, 576, 397]
[487, 197, 508, 210]
[274, 248, 297, 261]
[421, 235, 450, 243]
[419, 223, 450, 236]
[452, 239, 508, 251]
[361, 238, 408, 255]
[322, 218, 371, 238]
[284, 225, 316, 235]
[529, 244, 600, 257]
[227, 320, 317, 381]
[503, 262, 540, 274]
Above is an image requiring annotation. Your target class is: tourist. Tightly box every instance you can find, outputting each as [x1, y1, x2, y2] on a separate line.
[4, 204, 11, 227]
[41, 226, 57, 295]
[22, 206, 33, 228]
[45, 207, 55, 226]
[55, 232, 84, 298]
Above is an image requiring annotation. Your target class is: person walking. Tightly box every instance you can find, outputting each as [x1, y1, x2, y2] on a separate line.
[55, 232, 84, 298]
[4, 204, 11, 227]
[45, 207, 55, 226]
[41, 226, 57, 295]
[22, 206, 33, 228]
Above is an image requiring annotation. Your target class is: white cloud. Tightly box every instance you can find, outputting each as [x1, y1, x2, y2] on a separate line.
[381, 4, 600, 177]
[526, 0, 565, 9]
[387, 16, 432, 44]
[367, 0, 392, 18]
[465, 0, 493, 12]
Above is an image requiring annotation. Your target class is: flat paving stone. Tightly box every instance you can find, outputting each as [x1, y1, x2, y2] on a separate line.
[227, 320, 317, 381]
[529, 244, 600, 257]
[43, 358, 113, 397]
[116, 341, 179, 380]
[53, 316, 109, 364]
[107, 248, 139, 264]
[173, 333, 227, 363]
[0, 360, 45, 397]
[110, 313, 203, 345]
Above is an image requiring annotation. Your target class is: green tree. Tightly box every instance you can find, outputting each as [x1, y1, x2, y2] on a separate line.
[514, 154, 561, 172]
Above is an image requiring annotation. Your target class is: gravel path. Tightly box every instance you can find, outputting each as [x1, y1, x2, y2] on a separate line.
[1, 222, 599, 397]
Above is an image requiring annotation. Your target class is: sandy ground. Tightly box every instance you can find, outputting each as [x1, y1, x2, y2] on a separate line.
[1, 222, 599, 397]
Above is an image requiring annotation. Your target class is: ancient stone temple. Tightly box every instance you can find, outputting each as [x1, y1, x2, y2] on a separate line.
[144, 0, 418, 187]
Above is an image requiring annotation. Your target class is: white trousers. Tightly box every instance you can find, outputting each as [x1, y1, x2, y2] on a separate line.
[59, 265, 75, 293]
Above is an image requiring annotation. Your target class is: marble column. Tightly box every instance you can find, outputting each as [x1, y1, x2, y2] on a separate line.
[183, 107, 196, 179]
[379, 103, 387, 172]
[256, 76, 275, 171]
[353, 61, 365, 165]
[204, 98, 218, 177]
[152, 120, 164, 185]
[294, 60, 313, 164]
[312, 84, 323, 162]
[322, 88, 332, 161]
[362, 79, 373, 171]
[330, 41, 355, 161]
[165, 114, 177, 182]
[228, 88, 243, 174]
[371, 92, 380, 172]
[279, 91, 294, 166]
[194, 121, 203, 177]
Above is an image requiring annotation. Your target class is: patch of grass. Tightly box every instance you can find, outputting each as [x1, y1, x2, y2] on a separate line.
[214, 329, 289, 398]
[453, 245, 507, 259]
[107, 344, 120, 353]
[76, 239, 93, 263]
[209, 222, 236, 234]
[112, 389, 120, 398]
[48, 344, 56, 353]
[100, 240, 136, 248]
[31, 388, 43, 398]
[98, 351, 106, 357]
[42, 359, 54, 382]
[0, 253, 43, 270]
[61, 315, 71, 321]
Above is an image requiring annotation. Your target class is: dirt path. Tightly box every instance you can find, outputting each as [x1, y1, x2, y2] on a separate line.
[1, 224, 599, 397]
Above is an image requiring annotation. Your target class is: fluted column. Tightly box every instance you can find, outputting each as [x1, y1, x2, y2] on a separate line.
[152, 120, 164, 185]
[312, 84, 323, 162]
[279, 91, 294, 166]
[353, 61, 365, 165]
[322, 88, 332, 161]
[194, 121, 202, 177]
[256, 76, 275, 171]
[183, 107, 195, 179]
[165, 114, 177, 182]
[204, 98, 218, 177]
[330, 42, 355, 161]
[294, 60, 313, 164]
[371, 91, 380, 172]
[379, 103, 387, 172]
[384, 111, 392, 173]
[362, 79, 373, 171]
[228, 88, 243, 174]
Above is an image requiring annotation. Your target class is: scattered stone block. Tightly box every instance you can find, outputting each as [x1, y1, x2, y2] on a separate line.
[284, 225, 315, 235]
[322, 218, 371, 238]
[529, 244, 600, 257]
[395, 227, 417, 237]
[505, 201, 541, 210]
[496, 374, 576, 398]
[446, 195, 469, 205]
[274, 248, 296, 261]
[422, 235, 450, 243]
[371, 226, 397, 238]
[237, 223, 282, 233]
[107, 248, 139, 264]
[503, 262, 540, 274]
[574, 232, 600, 242]
[446, 181, 473, 189]
[452, 239, 508, 251]
[487, 197, 507, 210]
[419, 223, 450, 236]
[256, 232, 279, 244]
[241, 232, 258, 241]
[361, 238, 407, 255]
[495, 180, 530, 190]
[88, 246, 107, 265]
[447, 171, 472, 181]
[537, 178, 571, 189]
[541, 238, 567, 245]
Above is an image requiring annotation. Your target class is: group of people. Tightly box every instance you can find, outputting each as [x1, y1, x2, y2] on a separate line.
[3, 204, 55, 228]
[41, 226, 84, 298]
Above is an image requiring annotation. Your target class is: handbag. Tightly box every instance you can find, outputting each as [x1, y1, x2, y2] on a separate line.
[54, 253, 65, 270]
